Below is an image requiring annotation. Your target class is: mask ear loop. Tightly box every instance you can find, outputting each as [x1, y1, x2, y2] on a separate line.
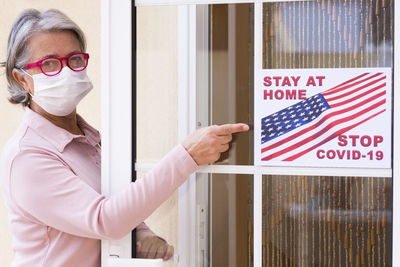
[18, 68, 34, 97]
[19, 68, 32, 78]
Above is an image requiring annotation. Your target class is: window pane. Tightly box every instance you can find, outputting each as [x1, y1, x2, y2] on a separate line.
[262, 175, 392, 266]
[210, 174, 253, 267]
[263, 1, 393, 69]
[209, 3, 254, 165]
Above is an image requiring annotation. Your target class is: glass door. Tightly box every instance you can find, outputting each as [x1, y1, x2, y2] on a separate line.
[200, 1, 394, 266]
[129, 1, 398, 267]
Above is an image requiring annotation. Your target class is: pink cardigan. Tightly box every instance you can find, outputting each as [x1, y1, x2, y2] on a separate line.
[0, 108, 198, 267]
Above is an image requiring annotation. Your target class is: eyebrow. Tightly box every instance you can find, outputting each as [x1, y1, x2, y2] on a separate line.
[39, 50, 82, 60]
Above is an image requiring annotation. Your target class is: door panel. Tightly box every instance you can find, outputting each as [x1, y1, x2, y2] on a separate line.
[261, 1, 393, 266]
[209, 4, 254, 267]
[262, 175, 392, 266]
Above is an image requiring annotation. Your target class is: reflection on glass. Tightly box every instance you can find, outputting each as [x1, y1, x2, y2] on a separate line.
[210, 174, 253, 267]
[209, 4, 254, 165]
[263, 0, 393, 69]
[262, 175, 392, 266]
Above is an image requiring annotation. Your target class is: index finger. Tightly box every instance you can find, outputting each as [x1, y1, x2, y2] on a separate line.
[216, 123, 249, 135]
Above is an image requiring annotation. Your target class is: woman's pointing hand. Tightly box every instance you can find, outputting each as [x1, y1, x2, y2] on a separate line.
[182, 123, 249, 165]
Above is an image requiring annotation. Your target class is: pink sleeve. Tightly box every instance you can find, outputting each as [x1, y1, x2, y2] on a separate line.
[10, 144, 198, 240]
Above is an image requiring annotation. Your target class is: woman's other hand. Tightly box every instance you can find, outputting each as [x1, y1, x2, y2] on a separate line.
[136, 236, 174, 261]
[182, 123, 250, 165]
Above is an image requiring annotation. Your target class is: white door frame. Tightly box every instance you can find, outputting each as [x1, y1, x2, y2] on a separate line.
[177, 4, 199, 267]
[101, 0, 133, 264]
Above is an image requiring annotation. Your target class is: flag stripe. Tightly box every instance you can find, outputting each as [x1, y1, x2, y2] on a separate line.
[324, 72, 370, 93]
[261, 91, 386, 154]
[282, 109, 386, 161]
[323, 76, 385, 102]
[323, 73, 382, 96]
[327, 83, 386, 108]
[261, 99, 386, 160]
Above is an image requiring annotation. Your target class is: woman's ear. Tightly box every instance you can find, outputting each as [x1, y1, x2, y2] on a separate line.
[12, 69, 33, 94]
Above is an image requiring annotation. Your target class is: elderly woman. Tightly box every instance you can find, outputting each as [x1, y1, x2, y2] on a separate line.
[0, 9, 248, 267]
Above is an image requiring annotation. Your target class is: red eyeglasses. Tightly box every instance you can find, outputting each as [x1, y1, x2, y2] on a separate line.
[24, 52, 89, 76]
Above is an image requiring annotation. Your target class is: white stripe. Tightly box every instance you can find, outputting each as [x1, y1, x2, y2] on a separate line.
[324, 72, 384, 95]
[326, 83, 386, 110]
[326, 80, 385, 101]
[325, 75, 386, 106]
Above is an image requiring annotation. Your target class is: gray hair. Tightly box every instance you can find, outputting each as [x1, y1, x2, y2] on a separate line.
[1, 9, 87, 106]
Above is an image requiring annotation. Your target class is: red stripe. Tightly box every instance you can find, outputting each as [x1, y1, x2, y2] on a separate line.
[324, 73, 370, 93]
[323, 76, 385, 102]
[261, 100, 386, 160]
[261, 92, 386, 153]
[327, 84, 385, 108]
[282, 109, 386, 161]
[323, 73, 382, 96]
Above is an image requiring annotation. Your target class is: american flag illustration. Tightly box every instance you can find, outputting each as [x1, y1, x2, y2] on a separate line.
[261, 72, 387, 161]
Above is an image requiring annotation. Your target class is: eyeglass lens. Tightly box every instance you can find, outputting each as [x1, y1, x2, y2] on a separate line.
[41, 54, 87, 74]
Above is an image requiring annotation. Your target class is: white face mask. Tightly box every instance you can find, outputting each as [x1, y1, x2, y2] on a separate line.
[23, 67, 93, 116]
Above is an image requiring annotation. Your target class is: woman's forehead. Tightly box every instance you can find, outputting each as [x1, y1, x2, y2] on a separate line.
[27, 31, 81, 61]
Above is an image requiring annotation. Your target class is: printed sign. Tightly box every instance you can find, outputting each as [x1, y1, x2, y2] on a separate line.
[254, 68, 392, 168]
